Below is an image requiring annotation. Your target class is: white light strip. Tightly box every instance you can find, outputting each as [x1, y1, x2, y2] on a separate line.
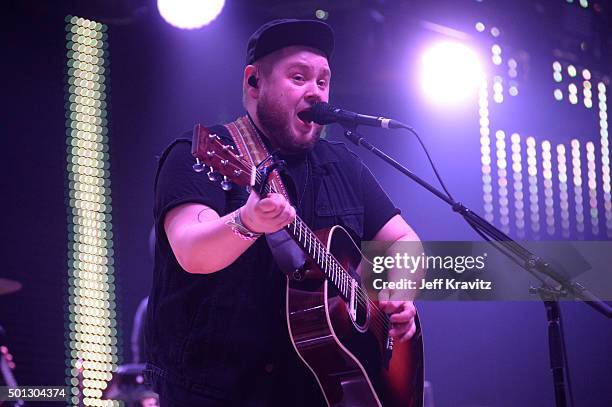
[583, 76, 593, 109]
[586, 141, 599, 235]
[569, 83, 578, 105]
[496, 130, 510, 233]
[542, 140, 555, 236]
[493, 75, 504, 104]
[511, 133, 525, 237]
[479, 78, 494, 223]
[571, 139, 585, 236]
[599, 82, 612, 237]
[553, 61, 562, 83]
[65, 15, 119, 407]
[492, 43, 502, 66]
[526, 136, 540, 237]
[557, 144, 570, 238]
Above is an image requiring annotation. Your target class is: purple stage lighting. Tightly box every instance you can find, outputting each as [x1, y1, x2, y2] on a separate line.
[420, 41, 484, 105]
[157, 0, 225, 30]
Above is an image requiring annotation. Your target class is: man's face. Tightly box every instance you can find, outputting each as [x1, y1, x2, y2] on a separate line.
[256, 46, 331, 154]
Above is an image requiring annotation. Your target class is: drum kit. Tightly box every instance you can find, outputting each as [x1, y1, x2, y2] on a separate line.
[0, 279, 159, 407]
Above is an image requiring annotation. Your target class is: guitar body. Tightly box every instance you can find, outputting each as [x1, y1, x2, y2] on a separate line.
[286, 226, 424, 407]
[190, 124, 424, 406]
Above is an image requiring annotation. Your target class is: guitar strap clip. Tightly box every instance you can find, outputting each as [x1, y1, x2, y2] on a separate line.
[255, 151, 286, 197]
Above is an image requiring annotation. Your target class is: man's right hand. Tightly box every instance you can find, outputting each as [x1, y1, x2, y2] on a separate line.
[240, 190, 296, 234]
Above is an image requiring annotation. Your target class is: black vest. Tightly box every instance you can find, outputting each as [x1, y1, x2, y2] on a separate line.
[145, 125, 367, 401]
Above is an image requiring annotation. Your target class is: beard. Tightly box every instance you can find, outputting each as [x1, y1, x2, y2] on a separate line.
[256, 93, 321, 155]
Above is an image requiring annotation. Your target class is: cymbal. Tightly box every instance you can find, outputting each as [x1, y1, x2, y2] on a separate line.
[0, 279, 22, 296]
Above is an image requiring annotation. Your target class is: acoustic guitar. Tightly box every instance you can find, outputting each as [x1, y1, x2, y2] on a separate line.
[191, 124, 424, 407]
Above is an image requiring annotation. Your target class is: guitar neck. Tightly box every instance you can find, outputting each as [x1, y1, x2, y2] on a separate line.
[286, 216, 354, 298]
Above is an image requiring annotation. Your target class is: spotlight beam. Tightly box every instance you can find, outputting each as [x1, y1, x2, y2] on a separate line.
[420, 41, 484, 105]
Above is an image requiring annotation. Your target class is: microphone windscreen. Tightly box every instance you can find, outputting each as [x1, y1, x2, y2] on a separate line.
[309, 102, 336, 125]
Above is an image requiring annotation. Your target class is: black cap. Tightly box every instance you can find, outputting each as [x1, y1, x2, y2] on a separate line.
[246, 19, 334, 65]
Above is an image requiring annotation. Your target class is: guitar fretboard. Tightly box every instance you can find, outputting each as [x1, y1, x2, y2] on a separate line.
[288, 216, 354, 298]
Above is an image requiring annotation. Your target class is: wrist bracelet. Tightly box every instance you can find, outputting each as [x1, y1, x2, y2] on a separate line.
[225, 209, 263, 241]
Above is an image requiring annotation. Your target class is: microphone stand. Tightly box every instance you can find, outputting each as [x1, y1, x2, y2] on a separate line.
[340, 124, 612, 407]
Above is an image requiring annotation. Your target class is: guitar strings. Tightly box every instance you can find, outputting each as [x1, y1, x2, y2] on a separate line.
[253, 172, 394, 332]
[290, 216, 393, 332]
[251, 171, 394, 332]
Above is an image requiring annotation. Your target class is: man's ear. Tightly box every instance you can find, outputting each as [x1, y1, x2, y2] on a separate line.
[244, 65, 259, 98]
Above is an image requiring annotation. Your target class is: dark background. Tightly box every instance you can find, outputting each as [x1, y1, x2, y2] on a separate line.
[2, 0, 612, 406]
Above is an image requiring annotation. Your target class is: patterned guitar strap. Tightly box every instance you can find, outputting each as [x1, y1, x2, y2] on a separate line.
[224, 115, 289, 200]
[224, 115, 308, 276]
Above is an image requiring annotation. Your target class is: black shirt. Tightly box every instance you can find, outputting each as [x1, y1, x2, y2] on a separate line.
[145, 124, 400, 405]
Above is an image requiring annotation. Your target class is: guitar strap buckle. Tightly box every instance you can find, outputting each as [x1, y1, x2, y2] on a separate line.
[255, 152, 286, 197]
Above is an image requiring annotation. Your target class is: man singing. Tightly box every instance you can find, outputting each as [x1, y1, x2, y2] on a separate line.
[145, 19, 420, 406]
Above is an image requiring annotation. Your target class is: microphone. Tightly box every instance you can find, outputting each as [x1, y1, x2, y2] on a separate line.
[299, 102, 406, 129]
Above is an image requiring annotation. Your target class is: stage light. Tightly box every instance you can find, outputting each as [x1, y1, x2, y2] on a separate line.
[581, 77, 593, 109]
[65, 16, 118, 406]
[586, 142, 599, 234]
[420, 41, 484, 105]
[495, 130, 510, 232]
[511, 133, 525, 237]
[493, 75, 504, 103]
[475, 22, 485, 32]
[526, 137, 540, 235]
[542, 141, 555, 235]
[491, 44, 502, 66]
[479, 79, 494, 223]
[509, 82, 519, 97]
[571, 139, 585, 234]
[315, 9, 329, 20]
[508, 58, 518, 79]
[157, 0, 225, 29]
[598, 83, 612, 235]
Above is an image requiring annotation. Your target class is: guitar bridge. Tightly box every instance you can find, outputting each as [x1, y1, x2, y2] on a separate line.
[382, 336, 394, 369]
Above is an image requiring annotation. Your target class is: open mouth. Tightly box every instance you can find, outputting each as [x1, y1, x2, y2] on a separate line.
[297, 109, 313, 125]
